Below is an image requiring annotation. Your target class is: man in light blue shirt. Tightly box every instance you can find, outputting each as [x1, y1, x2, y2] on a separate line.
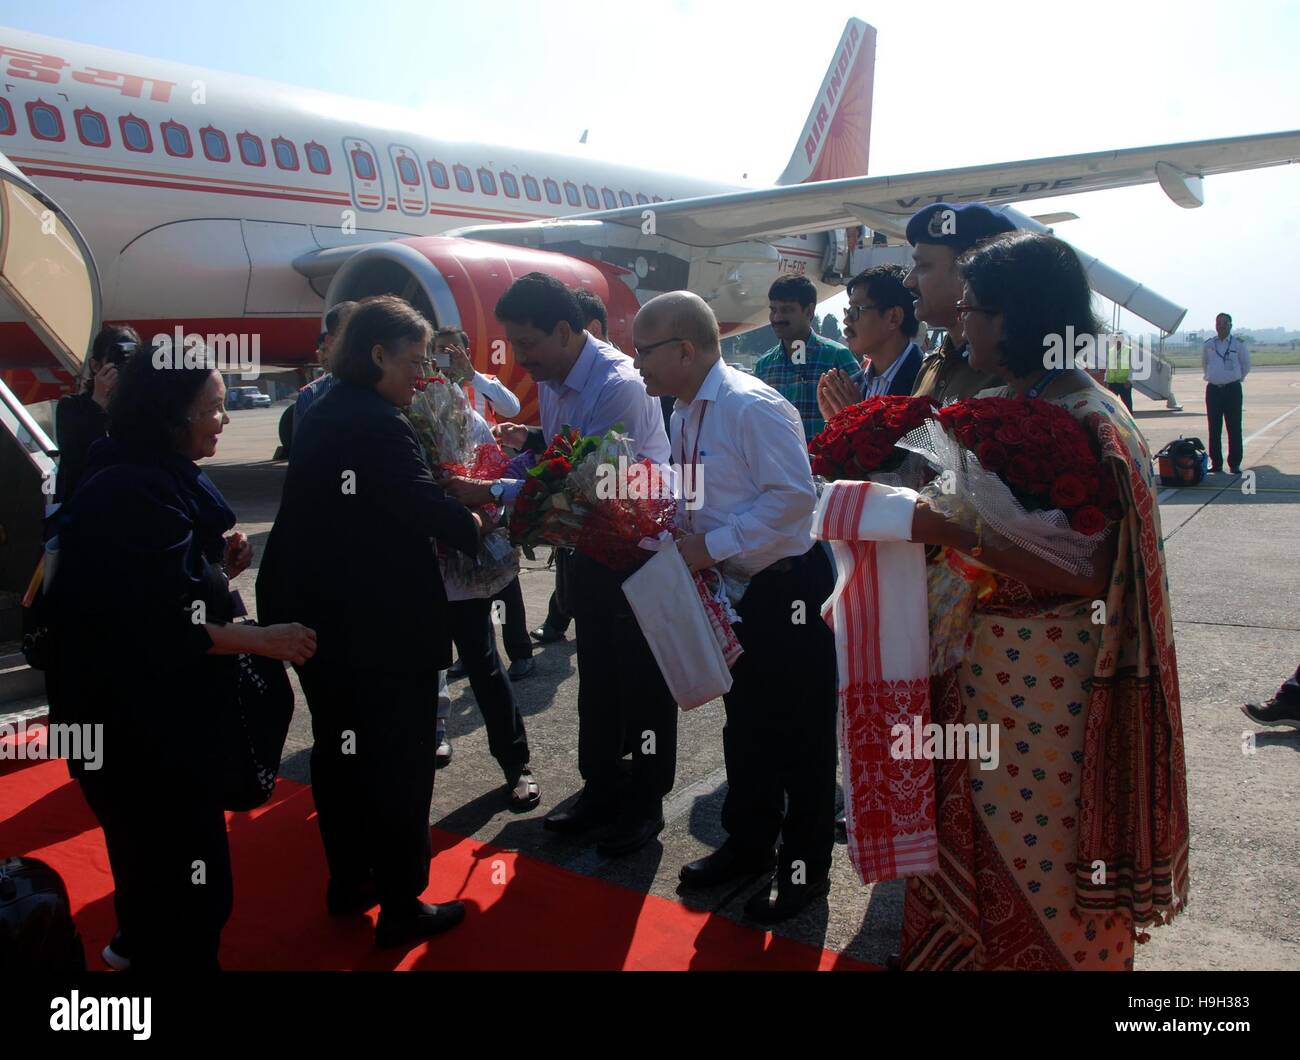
[1201, 312, 1251, 474]
[446, 272, 672, 858]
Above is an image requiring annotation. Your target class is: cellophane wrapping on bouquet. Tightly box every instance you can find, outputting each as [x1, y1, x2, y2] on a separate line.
[405, 372, 518, 597]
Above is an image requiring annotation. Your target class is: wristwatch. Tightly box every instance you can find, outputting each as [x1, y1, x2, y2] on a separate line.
[489, 481, 505, 502]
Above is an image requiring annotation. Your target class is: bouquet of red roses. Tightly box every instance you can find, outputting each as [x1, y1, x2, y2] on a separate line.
[810, 395, 938, 481]
[933, 397, 1121, 534]
[508, 425, 678, 571]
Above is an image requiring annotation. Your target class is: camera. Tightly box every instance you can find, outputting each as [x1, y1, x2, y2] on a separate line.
[103, 341, 138, 367]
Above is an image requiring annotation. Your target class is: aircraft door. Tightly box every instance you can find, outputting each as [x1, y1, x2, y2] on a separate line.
[343, 137, 386, 213]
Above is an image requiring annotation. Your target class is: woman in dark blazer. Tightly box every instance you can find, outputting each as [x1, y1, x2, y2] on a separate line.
[257, 295, 483, 949]
[48, 351, 316, 971]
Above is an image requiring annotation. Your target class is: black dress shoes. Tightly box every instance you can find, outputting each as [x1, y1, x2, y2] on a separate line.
[597, 811, 664, 858]
[375, 901, 466, 947]
[743, 873, 831, 924]
[447, 660, 467, 679]
[326, 877, 379, 916]
[507, 658, 535, 681]
[678, 842, 776, 889]
[543, 796, 618, 835]
[529, 625, 566, 644]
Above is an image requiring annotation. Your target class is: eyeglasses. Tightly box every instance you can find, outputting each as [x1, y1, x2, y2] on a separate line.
[634, 337, 684, 358]
[842, 303, 881, 323]
[954, 302, 1001, 319]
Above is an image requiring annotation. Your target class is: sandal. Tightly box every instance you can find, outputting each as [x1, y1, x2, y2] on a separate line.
[508, 769, 540, 812]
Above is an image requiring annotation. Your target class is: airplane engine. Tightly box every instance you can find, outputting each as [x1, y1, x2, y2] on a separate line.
[323, 236, 642, 424]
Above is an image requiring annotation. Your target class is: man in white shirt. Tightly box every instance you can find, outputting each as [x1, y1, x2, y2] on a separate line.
[446, 273, 673, 858]
[1201, 312, 1250, 475]
[633, 290, 839, 924]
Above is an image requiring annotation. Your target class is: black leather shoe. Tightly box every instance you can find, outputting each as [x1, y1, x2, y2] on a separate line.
[507, 658, 535, 681]
[743, 873, 831, 924]
[678, 842, 775, 889]
[375, 901, 465, 947]
[543, 796, 618, 835]
[597, 812, 664, 858]
[834, 809, 847, 842]
[1242, 697, 1300, 728]
[327, 877, 379, 916]
[447, 660, 467, 679]
[530, 625, 566, 644]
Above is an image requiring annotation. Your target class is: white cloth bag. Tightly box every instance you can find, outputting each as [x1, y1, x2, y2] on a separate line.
[622, 538, 733, 711]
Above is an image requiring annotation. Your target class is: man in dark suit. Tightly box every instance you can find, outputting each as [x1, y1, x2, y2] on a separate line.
[257, 296, 483, 949]
[816, 264, 924, 421]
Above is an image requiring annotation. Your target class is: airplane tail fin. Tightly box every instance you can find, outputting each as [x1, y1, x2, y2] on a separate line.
[776, 18, 877, 185]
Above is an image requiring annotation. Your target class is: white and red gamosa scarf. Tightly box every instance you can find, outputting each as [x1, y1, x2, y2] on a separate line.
[813, 480, 938, 884]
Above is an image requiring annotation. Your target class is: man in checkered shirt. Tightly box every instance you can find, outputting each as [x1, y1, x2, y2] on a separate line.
[753, 276, 858, 443]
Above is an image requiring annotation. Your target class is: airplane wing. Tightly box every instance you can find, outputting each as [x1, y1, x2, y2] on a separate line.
[564, 130, 1300, 246]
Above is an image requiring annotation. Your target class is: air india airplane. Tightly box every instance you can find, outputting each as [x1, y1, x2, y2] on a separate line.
[0, 18, 1297, 421]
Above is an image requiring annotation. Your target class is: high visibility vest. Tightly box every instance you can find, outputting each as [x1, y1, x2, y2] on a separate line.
[1106, 341, 1131, 384]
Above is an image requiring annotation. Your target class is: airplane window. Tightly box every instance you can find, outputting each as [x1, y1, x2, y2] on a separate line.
[635, 193, 648, 205]
[478, 168, 497, 195]
[272, 137, 298, 170]
[352, 150, 376, 180]
[454, 164, 473, 192]
[238, 133, 265, 166]
[120, 116, 152, 152]
[564, 181, 580, 207]
[201, 127, 231, 162]
[428, 160, 449, 189]
[601, 187, 617, 209]
[305, 142, 331, 174]
[396, 155, 420, 185]
[544, 178, 561, 204]
[28, 102, 65, 142]
[583, 184, 599, 209]
[162, 121, 192, 157]
[501, 172, 519, 198]
[619, 191, 633, 207]
[0, 100, 13, 136]
[75, 107, 110, 148]
[523, 175, 540, 201]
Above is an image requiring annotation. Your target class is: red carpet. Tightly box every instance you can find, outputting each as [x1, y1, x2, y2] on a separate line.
[0, 760, 874, 971]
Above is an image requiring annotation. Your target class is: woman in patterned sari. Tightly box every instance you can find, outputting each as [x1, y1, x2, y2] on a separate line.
[902, 231, 1190, 969]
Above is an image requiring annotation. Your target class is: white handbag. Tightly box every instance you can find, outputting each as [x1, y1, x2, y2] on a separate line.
[621, 538, 733, 711]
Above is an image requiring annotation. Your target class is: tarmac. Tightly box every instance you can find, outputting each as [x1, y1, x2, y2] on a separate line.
[160, 367, 1300, 970]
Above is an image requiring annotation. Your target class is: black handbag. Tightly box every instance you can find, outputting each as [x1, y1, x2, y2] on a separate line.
[0, 857, 86, 973]
[217, 625, 295, 811]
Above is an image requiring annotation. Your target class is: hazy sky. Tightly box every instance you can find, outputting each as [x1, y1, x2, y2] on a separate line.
[4, 0, 1298, 334]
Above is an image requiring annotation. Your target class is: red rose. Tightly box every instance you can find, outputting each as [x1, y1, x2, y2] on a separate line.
[1050, 473, 1088, 509]
[1070, 506, 1107, 535]
[994, 423, 1025, 446]
[977, 441, 1009, 472]
[1021, 419, 1051, 445]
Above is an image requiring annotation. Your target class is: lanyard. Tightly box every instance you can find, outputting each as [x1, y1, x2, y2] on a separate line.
[1024, 367, 1064, 400]
[678, 401, 709, 530]
[1215, 338, 1234, 363]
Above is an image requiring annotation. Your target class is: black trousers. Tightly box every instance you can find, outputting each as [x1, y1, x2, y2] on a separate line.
[299, 662, 439, 912]
[544, 548, 573, 634]
[78, 763, 232, 971]
[489, 576, 533, 663]
[570, 552, 677, 816]
[1206, 381, 1244, 470]
[449, 597, 529, 783]
[721, 546, 838, 881]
